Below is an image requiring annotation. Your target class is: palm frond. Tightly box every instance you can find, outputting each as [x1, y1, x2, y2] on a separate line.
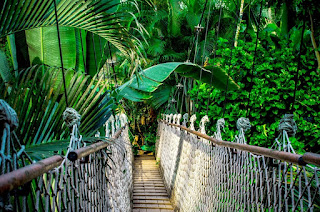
[0, 49, 11, 82]
[0, 0, 142, 59]
[0, 64, 114, 145]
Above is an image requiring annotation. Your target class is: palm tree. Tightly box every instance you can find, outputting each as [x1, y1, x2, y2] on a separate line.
[0, 0, 143, 157]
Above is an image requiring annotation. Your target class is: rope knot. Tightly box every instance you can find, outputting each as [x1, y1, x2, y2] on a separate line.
[189, 114, 197, 130]
[278, 114, 297, 137]
[216, 118, 225, 132]
[63, 108, 81, 128]
[182, 113, 188, 126]
[176, 83, 183, 89]
[168, 114, 174, 123]
[173, 114, 177, 124]
[176, 114, 182, 125]
[199, 115, 209, 134]
[0, 99, 18, 129]
[237, 117, 251, 132]
[170, 98, 177, 103]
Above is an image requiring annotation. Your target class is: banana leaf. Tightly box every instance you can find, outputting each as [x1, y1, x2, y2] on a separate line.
[117, 62, 239, 101]
[148, 84, 172, 109]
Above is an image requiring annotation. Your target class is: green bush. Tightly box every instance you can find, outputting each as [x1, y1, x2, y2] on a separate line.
[190, 31, 320, 154]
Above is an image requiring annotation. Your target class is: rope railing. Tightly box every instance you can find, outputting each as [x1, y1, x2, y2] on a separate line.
[160, 120, 320, 167]
[156, 113, 320, 212]
[0, 103, 133, 211]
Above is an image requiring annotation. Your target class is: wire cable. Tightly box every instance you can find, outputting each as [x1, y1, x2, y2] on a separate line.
[246, 0, 263, 116]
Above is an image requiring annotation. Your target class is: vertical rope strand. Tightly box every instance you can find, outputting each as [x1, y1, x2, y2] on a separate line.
[187, 0, 209, 62]
[291, 17, 306, 113]
[53, 0, 68, 107]
[221, 1, 245, 117]
[194, 0, 213, 114]
[246, 0, 263, 116]
[206, 2, 223, 115]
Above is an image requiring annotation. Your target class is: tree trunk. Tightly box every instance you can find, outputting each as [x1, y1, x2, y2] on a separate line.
[234, 0, 245, 47]
[309, 11, 320, 71]
[280, 2, 288, 36]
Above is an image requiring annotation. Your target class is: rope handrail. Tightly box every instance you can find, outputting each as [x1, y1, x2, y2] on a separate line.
[157, 115, 320, 211]
[160, 120, 320, 166]
[0, 124, 127, 195]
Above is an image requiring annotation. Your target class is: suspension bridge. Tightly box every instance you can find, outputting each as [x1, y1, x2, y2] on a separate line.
[0, 101, 319, 211]
[0, 0, 320, 211]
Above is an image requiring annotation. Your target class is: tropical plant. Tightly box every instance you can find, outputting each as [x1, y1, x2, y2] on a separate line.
[189, 31, 320, 153]
[0, 65, 114, 147]
[116, 62, 239, 105]
[0, 0, 144, 155]
[0, 0, 141, 60]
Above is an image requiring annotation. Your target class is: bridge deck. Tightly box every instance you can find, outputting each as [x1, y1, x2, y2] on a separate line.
[133, 155, 174, 212]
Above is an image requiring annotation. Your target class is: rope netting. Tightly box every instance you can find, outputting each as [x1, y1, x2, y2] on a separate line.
[0, 105, 133, 212]
[156, 113, 320, 212]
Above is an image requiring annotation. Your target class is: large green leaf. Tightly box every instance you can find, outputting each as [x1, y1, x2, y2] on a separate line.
[117, 62, 239, 101]
[25, 26, 86, 71]
[0, 0, 141, 59]
[148, 84, 172, 109]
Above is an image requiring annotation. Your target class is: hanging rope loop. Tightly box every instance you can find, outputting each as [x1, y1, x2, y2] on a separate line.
[278, 114, 297, 137]
[237, 117, 251, 132]
[63, 108, 81, 128]
[0, 99, 18, 129]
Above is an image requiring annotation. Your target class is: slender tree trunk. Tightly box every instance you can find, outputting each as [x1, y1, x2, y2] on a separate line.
[280, 2, 288, 36]
[234, 0, 245, 47]
[309, 11, 320, 71]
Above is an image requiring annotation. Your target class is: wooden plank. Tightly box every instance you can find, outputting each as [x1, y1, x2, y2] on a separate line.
[133, 155, 174, 211]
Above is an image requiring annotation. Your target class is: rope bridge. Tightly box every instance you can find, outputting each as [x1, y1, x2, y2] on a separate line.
[0, 100, 133, 211]
[0, 99, 320, 211]
[156, 114, 320, 211]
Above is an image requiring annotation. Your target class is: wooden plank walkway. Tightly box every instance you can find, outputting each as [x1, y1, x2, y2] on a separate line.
[133, 155, 174, 212]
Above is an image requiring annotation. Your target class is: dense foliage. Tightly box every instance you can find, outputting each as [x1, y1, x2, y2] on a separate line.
[190, 34, 320, 153]
[0, 0, 319, 155]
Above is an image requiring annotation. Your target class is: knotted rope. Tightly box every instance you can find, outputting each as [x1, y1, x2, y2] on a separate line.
[189, 114, 197, 130]
[176, 114, 182, 125]
[182, 113, 188, 126]
[216, 118, 225, 132]
[63, 108, 81, 128]
[0, 99, 18, 129]
[237, 117, 251, 132]
[278, 114, 297, 137]
[199, 115, 209, 134]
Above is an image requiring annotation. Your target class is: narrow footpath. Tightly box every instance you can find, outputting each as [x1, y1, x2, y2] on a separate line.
[133, 155, 174, 212]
